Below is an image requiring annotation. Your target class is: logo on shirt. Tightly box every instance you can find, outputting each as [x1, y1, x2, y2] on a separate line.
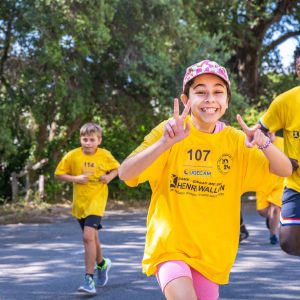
[217, 154, 233, 175]
[169, 173, 225, 196]
[170, 174, 178, 189]
[184, 169, 212, 177]
[293, 131, 300, 139]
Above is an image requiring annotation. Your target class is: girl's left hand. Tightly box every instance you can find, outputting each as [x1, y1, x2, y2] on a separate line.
[237, 114, 268, 148]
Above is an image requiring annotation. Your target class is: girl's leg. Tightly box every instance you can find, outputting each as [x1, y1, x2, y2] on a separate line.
[156, 260, 197, 300]
[164, 277, 197, 300]
[191, 268, 219, 300]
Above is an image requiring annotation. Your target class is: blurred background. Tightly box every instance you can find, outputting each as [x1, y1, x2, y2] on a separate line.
[1, 0, 299, 204]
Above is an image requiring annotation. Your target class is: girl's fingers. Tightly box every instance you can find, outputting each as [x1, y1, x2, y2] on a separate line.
[236, 114, 249, 133]
[181, 99, 191, 119]
[165, 123, 175, 138]
[184, 121, 190, 135]
[252, 123, 261, 131]
[169, 119, 179, 135]
[173, 98, 179, 119]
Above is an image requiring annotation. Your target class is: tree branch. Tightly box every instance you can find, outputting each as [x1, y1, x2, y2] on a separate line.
[253, 0, 295, 40]
[262, 30, 300, 56]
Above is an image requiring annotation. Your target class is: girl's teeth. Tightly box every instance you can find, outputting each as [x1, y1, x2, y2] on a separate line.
[203, 108, 216, 112]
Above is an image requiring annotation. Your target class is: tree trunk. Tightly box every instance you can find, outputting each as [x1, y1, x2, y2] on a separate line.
[235, 47, 260, 103]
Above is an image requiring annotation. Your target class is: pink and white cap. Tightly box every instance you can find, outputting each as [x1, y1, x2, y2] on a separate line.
[182, 59, 230, 92]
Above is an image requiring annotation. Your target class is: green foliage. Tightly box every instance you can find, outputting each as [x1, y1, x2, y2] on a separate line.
[1, 0, 299, 202]
[259, 71, 299, 109]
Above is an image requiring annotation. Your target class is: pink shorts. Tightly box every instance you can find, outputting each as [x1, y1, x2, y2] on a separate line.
[156, 260, 219, 300]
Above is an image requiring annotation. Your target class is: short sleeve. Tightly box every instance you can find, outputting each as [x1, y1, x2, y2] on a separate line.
[125, 121, 169, 187]
[103, 150, 120, 171]
[55, 152, 72, 175]
[260, 95, 285, 132]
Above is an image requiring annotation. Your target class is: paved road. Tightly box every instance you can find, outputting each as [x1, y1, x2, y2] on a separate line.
[0, 201, 299, 300]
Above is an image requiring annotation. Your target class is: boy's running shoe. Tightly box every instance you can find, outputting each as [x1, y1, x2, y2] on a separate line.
[96, 258, 112, 287]
[270, 234, 278, 245]
[78, 275, 96, 294]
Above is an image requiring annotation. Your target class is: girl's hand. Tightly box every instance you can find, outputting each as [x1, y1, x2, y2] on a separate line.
[163, 98, 191, 145]
[237, 114, 270, 148]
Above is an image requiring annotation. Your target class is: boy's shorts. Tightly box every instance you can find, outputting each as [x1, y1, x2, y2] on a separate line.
[78, 215, 103, 231]
[280, 188, 300, 226]
[256, 186, 283, 210]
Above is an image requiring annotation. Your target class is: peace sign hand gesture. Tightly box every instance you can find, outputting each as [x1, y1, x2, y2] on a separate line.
[237, 114, 268, 148]
[163, 98, 191, 146]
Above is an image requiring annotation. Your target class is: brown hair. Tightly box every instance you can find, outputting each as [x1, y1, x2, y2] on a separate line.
[183, 77, 231, 104]
[80, 123, 102, 138]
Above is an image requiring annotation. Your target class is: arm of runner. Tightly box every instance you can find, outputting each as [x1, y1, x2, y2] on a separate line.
[55, 174, 89, 184]
[237, 115, 292, 177]
[119, 98, 191, 181]
[99, 168, 118, 184]
[236, 114, 262, 147]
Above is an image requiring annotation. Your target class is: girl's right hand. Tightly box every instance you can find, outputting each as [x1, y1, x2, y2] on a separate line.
[163, 98, 191, 145]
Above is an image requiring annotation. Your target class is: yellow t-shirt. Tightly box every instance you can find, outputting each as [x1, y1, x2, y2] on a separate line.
[261, 86, 300, 193]
[125, 117, 273, 284]
[55, 147, 119, 219]
[256, 137, 284, 210]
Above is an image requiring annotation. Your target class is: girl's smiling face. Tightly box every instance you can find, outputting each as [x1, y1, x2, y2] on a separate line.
[181, 74, 229, 133]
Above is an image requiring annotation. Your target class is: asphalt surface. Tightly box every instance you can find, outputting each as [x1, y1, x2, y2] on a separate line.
[0, 201, 299, 300]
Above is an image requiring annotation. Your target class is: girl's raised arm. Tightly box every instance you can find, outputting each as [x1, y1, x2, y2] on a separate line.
[119, 99, 191, 181]
[237, 114, 292, 177]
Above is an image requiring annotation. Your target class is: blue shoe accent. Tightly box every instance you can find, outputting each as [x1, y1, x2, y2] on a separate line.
[96, 258, 112, 287]
[78, 275, 96, 294]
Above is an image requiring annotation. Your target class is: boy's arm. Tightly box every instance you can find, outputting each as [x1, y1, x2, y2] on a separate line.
[55, 174, 89, 184]
[99, 168, 118, 184]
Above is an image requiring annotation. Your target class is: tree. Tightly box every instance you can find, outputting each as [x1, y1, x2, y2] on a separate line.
[0, 0, 209, 200]
[187, 0, 300, 102]
[0, 0, 251, 201]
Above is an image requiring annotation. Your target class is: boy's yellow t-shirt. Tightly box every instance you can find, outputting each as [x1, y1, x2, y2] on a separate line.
[256, 136, 284, 209]
[261, 86, 300, 193]
[125, 117, 273, 284]
[55, 147, 119, 218]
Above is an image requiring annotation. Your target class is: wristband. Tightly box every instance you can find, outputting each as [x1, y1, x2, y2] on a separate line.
[257, 138, 271, 150]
